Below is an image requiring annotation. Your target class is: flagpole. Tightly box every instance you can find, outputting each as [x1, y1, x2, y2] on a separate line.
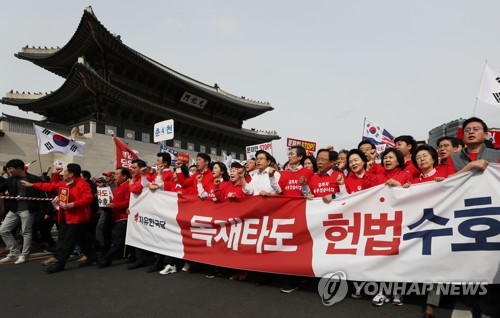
[361, 117, 366, 141]
[94, 159, 116, 179]
[473, 60, 488, 116]
[112, 135, 116, 170]
[32, 123, 44, 174]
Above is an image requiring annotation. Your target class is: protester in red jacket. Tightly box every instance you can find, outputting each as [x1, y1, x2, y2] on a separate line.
[129, 159, 148, 195]
[370, 148, 412, 188]
[358, 140, 384, 175]
[175, 153, 214, 195]
[127, 159, 153, 270]
[411, 145, 448, 184]
[272, 146, 314, 197]
[213, 162, 247, 201]
[22, 163, 97, 273]
[341, 149, 378, 194]
[146, 152, 175, 192]
[301, 149, 343, 204]
[98, 167, 131, 268]
[197, 162, 229, 200]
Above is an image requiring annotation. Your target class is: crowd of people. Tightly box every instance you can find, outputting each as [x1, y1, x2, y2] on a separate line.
[0, 116, 499, 318]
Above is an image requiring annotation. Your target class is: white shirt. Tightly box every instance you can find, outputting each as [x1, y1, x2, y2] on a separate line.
[243, 167, 281, 196]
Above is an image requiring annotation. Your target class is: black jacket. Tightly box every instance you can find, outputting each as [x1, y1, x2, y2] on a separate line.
[0, 173, 44, 214]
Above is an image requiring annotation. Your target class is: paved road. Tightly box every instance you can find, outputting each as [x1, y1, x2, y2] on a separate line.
[0, 255, 461, 318]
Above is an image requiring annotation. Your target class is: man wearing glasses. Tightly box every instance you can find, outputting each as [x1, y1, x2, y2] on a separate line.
[446, 117, 499, 318]
[447, 117, 500, 175]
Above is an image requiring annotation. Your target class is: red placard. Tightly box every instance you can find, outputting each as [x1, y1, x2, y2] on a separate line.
[58, 187, 69, 208]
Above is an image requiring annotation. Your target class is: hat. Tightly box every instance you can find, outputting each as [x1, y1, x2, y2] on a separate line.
[103, 171, 115, 177]
[96, 177, 106, 184]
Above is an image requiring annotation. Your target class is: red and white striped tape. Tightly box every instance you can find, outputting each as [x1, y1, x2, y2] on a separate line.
[0, 196, 53, 201]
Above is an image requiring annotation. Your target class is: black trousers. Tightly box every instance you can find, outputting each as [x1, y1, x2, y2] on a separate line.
[54, 222, 96, 266]
[95, 208, 114, 253]
[101, 220, 127, 262]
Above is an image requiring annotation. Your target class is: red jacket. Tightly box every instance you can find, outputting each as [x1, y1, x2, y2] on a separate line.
[278, 167, 314, 197]
[33, 175, 93, 224]
[366, 162, 384, 175]
[176, 169, 214, 195]
[129, 174, 144, 195]
[344, 172, 377, 194]
[147, 169, 175, 191]
[403, 160, 421, 179]
[111, 180, 130, 222]
[214, 181, 245, 201]
[308, 170, 341, 198]
[371, 169, 412, 187]
[412, 167, 448, 184]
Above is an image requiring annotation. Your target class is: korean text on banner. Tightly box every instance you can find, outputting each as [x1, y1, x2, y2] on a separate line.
[246, 142, 273, 160]
[286, 138, 316, 156]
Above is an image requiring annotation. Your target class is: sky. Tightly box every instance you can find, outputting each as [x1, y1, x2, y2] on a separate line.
[1, 0, 500, 163]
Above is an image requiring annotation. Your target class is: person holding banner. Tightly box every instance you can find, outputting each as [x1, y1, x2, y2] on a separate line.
[372, 148, 412, 188]
[172, 164, 192, 195]
[175, 153, 213, 195]
[197, 162, 229, 200]
[271, 145, 316, 293]
[128, 159, 153, 270]
[369, 149, 411, 305]
[142, 152, 178, 273]
[212, 162, 247, 201]
[447, 117, 500, 176]
[271, 146, 313, 197]
[445, 117, 500, 318]
[410, 146, 448, 318]
[411, 145, 448, 184]
[146, 152, 175, 192]
[342, 149, 377, 194]
[238, 150, 281, 284]
[241, 150, 280, 196]
[301, 149, 343, 203]
[0, 159, 45, 265]
[22, 163, 97, 273]
[129, 159, 150, 195]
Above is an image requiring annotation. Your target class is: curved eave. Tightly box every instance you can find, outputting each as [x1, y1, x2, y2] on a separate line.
[1, 62, 280, 143]
[14, 7, 273, 116]
[0, 113, 71, 133]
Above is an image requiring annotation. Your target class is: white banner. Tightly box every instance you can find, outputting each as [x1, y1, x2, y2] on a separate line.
[245, 142, 273, 160]
[126, 191, 184, 259]
[126, 164, 500, 283]
[307, 166, 500, 282]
